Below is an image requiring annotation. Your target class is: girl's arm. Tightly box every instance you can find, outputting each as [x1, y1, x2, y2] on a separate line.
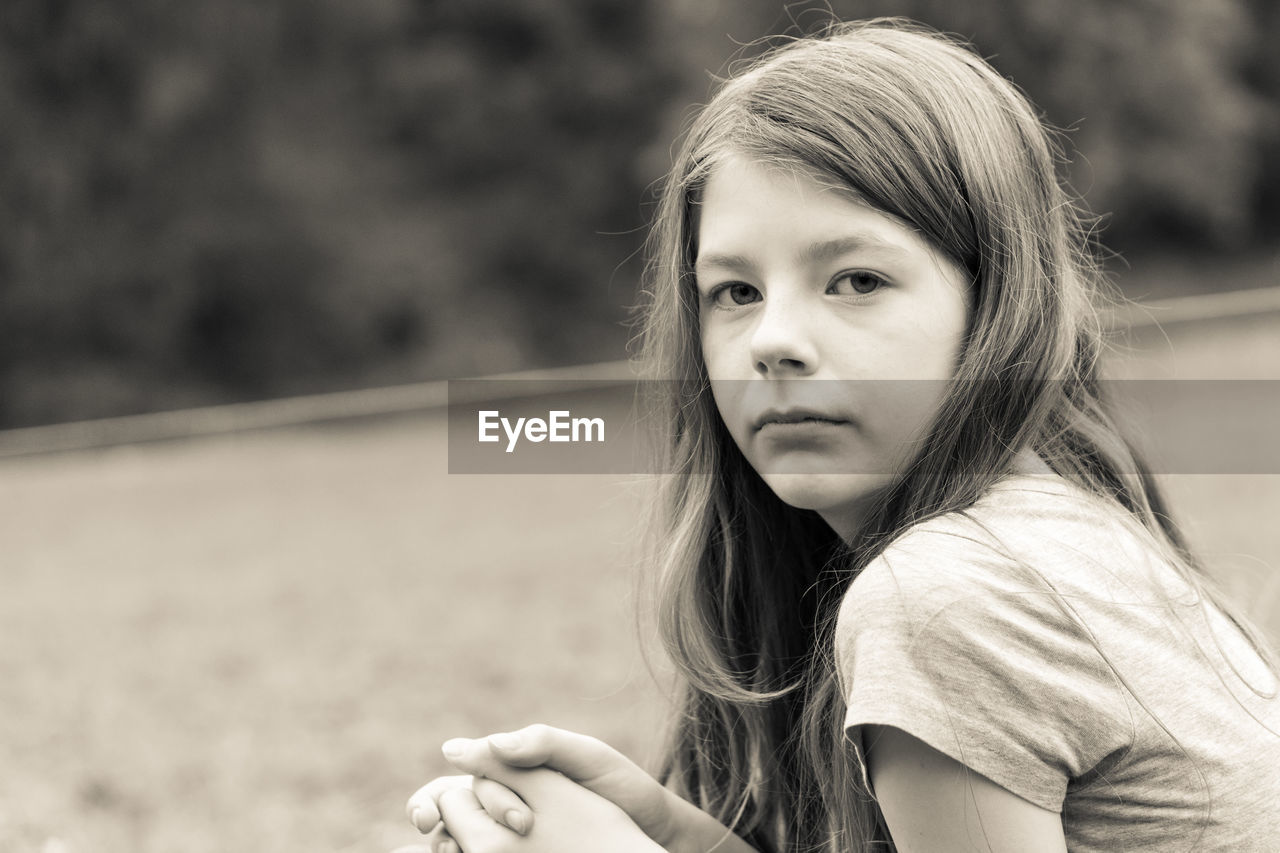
[863, 725, 1068, 853]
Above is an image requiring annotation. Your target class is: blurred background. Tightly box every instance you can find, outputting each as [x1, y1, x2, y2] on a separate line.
[3, 1, 1280, 851]
[2, 0, 1280, 427]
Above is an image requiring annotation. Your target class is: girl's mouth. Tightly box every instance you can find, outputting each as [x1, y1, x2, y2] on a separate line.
[754, 409, 850, 431]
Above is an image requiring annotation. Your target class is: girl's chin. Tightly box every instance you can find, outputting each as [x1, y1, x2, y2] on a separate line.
[760, 472, 890, 513]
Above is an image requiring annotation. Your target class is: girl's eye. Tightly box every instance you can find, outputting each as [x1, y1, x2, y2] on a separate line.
[829, 271, 887, 296]
[711, 283, 761, 306]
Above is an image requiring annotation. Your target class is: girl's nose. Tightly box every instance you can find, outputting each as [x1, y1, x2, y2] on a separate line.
[750, 298, 818, 376]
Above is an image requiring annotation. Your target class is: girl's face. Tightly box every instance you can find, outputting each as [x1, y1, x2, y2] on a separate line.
[695, 155, 972, 540]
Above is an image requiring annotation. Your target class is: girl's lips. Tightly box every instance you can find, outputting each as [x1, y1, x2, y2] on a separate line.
[753, 409, 851, 431]
[757, 417, 850, 435]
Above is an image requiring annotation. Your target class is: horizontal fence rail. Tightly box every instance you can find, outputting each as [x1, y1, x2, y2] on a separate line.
[2, 285, 1279, 459]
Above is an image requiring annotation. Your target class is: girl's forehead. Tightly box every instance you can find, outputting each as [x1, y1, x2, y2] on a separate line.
[694, 155, 922, 246]
[701, 155, 859, 205]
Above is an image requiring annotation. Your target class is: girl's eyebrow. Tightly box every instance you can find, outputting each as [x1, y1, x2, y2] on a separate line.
[695, 234, 911, 275]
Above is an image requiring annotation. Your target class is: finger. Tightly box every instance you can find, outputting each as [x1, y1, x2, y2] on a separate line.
[406, 775, 472, 834]
[486, 724, 637, 783]
[425, 825, 453, 853]
[452, 728, 657, 805]
[390, 822, 453, 853]
[445, 733, 671, 843]
[442, 738, 537, 787]
[472, 776, 533, 835]
[431, 826, 457, 853]
[436, 787, 509, 852]
[442, 739, 571, 812]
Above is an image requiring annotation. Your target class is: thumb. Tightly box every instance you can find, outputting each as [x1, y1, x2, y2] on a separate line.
[439, 739, 543, 798]
[485, 724, 644, 784]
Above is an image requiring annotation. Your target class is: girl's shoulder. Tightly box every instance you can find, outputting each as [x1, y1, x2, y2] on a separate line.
[854, 471, 1172, 602]
[844, 472, 1094, 624]
[862, 468, 1195, 606]
[909, 469, 1137, 555]
[839, 466, 1276, 702]
[835, 468, 1210, 681]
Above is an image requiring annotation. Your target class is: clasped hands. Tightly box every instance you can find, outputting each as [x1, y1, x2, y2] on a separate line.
[395, 724, 756, 853]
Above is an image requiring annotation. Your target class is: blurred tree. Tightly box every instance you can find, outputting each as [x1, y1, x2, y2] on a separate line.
[0, 0, 379, 426]
[0, 0, 679, 427]
[1241, 0, 1280, 241]
[0, 0, 1273, 428]
[359, 0, 680, 365]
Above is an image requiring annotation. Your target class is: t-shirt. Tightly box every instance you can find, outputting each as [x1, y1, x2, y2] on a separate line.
[835, 472, 1280, 851]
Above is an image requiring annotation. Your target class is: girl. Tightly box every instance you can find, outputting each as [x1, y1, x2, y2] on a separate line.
[403, 18, 1280, 852]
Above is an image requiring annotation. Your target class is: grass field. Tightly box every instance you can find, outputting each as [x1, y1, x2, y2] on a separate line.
[3, 311, 1279, 853]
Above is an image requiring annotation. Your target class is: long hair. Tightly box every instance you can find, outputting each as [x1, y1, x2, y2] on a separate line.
[634, 18, 1277, 852]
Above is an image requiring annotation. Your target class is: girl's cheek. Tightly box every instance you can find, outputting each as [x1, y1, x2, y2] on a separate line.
[699, 338, 721, 376]
[700, 319, 742, 374]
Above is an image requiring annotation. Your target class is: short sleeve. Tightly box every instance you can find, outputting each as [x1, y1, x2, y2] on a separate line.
[835, 526, 1134, 813]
